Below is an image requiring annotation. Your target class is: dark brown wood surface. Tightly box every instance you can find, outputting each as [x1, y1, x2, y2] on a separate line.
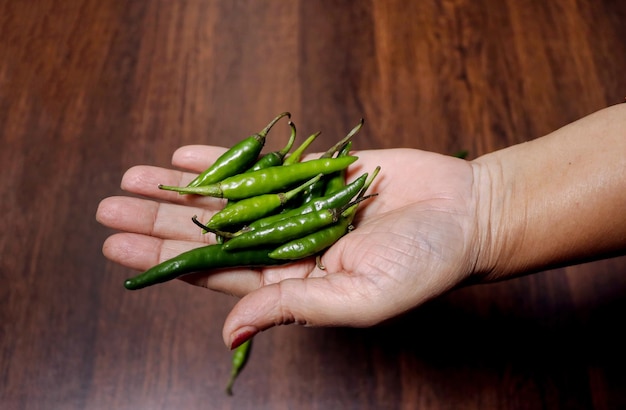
[2, 1, 625, 409]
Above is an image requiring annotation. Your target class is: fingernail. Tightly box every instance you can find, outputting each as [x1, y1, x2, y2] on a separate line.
[229, 326, 258, 350]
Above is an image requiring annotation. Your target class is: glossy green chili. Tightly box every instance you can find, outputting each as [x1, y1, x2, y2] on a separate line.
[283, 131, 320, 166]
[245, 121, 297, 172]
[268, 167, 379, 260]
[323, 141, 352, 196]
[225, 338, 252, 396]
[186, 112, 290, 188]
[215, 121, 298, 244]
[159, 156, 358, 200]
[123, 244, 287, 290]
[200, 174, 322, 231]
[222, 196, 372, 252]
[267, 206, 357, 260]
[245, 171, 368, 231]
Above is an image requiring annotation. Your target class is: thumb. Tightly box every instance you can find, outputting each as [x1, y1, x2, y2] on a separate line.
[222, 275, 379, 349]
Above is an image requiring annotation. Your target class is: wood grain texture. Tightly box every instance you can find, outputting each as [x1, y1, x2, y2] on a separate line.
[1, 1, 625, 409]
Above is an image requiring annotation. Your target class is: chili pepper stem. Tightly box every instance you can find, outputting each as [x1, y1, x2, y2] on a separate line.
[339, 193, 378, 215]
[158, 183, 224, 197]
[279, 121, 297, 157]
[185, 112, 291, 189]
[259, 112, 291, 138]
[282, 173, 323, 204]
[321, 118, 364, 158]
[316, 255, 326, 270]
[356, 165, 381, 200]
[191, 215, 240, 238]
[283, 131, 320, 165]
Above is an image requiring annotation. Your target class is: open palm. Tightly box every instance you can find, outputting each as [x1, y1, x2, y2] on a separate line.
[97, 146, 482, 347]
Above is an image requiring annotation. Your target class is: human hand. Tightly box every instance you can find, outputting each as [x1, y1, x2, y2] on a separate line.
[96, 146, 483, 349]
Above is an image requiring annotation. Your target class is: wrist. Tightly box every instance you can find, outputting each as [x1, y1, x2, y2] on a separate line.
[469, 156, 514, 282]
[469, 104, 626, 282]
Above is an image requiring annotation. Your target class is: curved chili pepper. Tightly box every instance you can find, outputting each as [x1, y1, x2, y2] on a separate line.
[186, 112, 290, 188]
[245, 121, 297, 172]
[200, 174, 323, 231]
[123, 244, 287, 290]
[159, 156, 358, 200]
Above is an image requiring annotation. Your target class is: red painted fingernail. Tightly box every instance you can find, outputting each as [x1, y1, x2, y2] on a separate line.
[229, 326, 258, 350]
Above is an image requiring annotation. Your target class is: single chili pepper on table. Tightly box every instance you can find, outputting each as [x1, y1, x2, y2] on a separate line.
[158, 156, 358, 200]
[123, 244, 288, 290]
[186, 111, 290, 188]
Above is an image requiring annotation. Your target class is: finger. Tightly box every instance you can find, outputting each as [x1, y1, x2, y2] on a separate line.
[102, 231, 265, 295]
[96, 196, 219, 242]
[171, 145, 228, 172]
[106, 233, 317, 297]
[221, 274, 385, 349]
[120, 165, 226, 208]
[102, 232, 203, 272]
[180, 259, 314, 297]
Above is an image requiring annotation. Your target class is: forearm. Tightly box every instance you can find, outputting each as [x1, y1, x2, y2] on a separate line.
[472, 103, 626, 281]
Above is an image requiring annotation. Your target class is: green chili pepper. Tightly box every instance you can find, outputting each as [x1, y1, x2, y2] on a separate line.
[245, 171, 369, 231]
[267, 205, 357, 260]
[245, 121, 297, 172]
[268, 167, 380, 260]
[215, 121, 298, 244]
[123, 244, 287, 290]
[225, 338, 252, 396]
[159, 156, 358, 200]
[283, 131, 320, 166]
[323, 141, 352, 196]
[186, 112, 290, 188]
[200, 174, 323, 232]
[451, 149, 469, 159]
[300, 119, 364, 204]
[222, 195, 373, 252]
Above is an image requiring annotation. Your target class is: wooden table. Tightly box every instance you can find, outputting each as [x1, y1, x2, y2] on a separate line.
[2, 1, 625, 409]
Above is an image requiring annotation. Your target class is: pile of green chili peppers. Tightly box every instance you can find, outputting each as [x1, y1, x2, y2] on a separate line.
[124, 112, 380, 291]
[122, 112, 380, 395]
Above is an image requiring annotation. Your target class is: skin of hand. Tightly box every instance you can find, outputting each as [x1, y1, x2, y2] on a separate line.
[472, 103, 626, 280]
[96, 103, 626, 350]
